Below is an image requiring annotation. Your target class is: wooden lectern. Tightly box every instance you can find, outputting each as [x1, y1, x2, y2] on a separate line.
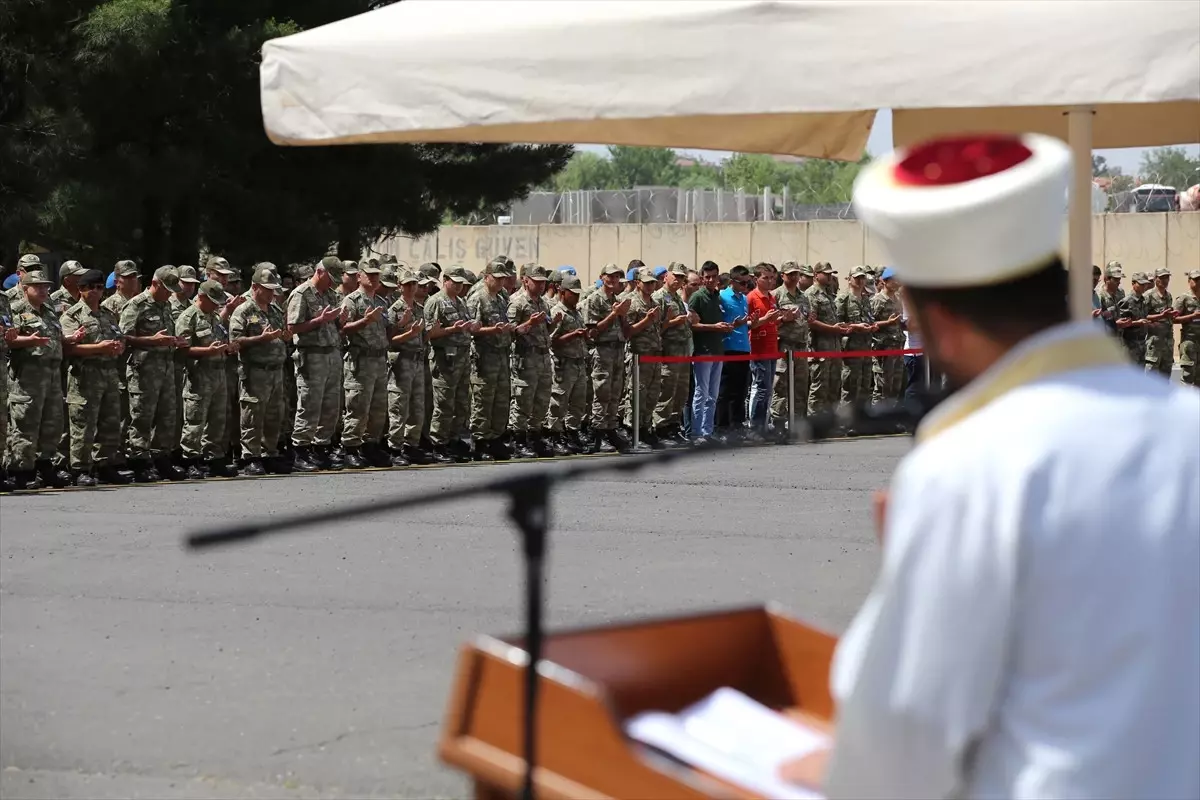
[439, 604, 838, 800]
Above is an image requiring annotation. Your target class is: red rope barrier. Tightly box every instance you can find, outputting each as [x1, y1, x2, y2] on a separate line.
[640, 348, 924, 364]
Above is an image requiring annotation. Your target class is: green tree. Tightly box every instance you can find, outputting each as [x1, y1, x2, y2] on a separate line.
[722, 153, 782, 192]
[606, 145, 681, 187]
[1138, 146, 1200, 190]
[553, 151, 616, 191]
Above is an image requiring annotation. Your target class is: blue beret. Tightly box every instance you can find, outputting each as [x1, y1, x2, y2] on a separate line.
[653, 266, 668, 278]
[558, 265, 576, 275]
[625, 267, 638, 281]
[106, 271, 116, 289]
[1, 274, 18, 290]
[880, 267, 896, 280]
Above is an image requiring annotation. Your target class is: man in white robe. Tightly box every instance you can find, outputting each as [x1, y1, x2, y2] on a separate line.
[807, 133, 1200, 800]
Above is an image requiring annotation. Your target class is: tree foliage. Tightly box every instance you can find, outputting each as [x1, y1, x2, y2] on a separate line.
[1138, 147, 1200, 191]
[0, 0, 571, 273]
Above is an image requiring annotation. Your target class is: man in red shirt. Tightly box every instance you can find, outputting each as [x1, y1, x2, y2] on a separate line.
[746, 263, 782, 440]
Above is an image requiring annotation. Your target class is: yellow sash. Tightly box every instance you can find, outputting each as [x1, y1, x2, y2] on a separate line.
[916, 331, 1129, 445]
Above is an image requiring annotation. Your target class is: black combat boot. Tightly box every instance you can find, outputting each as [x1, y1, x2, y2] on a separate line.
[0, 469, 14, 493]
[291, 446, 320, 473]
[473, 440, 495, 462]
[389, 447, 410, 467]
[185, 458, 210, 480]
[488, 437, 512, 461]
[363, 442, 392, 469]
[325, 444, 346, 470]
[268, 454, 293, 474]
[207, 458, 238, 478]
[37, 459, 72, 488]
[510, 433, 536, 459]
[96, 464, 132, 485]
[401, 443, 432, 466]
[594, 430, 617, 454]
[342, 446, 368, 469]
[13, 470, 44, 490]
[73, 469, 98, 488]
[154, 456, 186, 481]
[541, 430, 570, 457]
[241, 458, 266, 477]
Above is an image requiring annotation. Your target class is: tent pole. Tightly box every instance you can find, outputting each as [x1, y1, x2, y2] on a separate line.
[1067, 108, 1095, 321]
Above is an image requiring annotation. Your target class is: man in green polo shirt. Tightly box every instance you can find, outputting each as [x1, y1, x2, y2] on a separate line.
[687, 260, 733, 443]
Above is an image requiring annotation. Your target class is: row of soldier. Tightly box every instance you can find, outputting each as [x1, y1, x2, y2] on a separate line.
[0, 252, 911, 491]
[1093, 261, 1200, 383]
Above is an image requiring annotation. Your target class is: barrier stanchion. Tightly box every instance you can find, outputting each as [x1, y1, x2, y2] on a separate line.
[632, 354, 640, 450]
[787, 350, 796, 438]
[924, 355, 932, 391]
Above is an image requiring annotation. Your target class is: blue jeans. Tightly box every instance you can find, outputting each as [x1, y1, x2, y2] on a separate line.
[748, 358, 777, 430]
[691, 361, 723, 439]
[903, 354, 926, 399]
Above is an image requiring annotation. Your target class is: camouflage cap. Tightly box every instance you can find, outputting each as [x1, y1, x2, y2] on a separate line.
[380, 267, 399, 288]
[153, 266, 183, 293]
[418, 262, 442, 278]
[636, 267, 659, 283]
[1104, 262, 1124, 279]
[445, 265, 471, 284]
[318, 256, 342, 277]
[206, 256, 235, 275]
[463, 268, 479, 284]
[293, 264, 316, 282]
[252, 264, 282, 290]
[342, 260, 360, 275]
[197, 280, 229, 305]
[398, 269, 419, 284]
[59, 260, 87, 279]
[177, 265, 201, 284]
[814, 262, 836, 275]
[1154, 267, 1172, 278]
[382, 254, 398, 265]
[419, 274, 439, 287]
[114, 259, 139, 277]
[484, 260, 514, 278]
[849, 265, 872, 279]
[1132, 271, 1153, 285]
[561, 274, 583, 293]
[599, 262, 623, 277]
[359, 260, 383, 275]
[545, 269, 563, 285]
[18, 254, 43, 269]
[668, 261, 689, 277]
[798, 264, 815, 277]
[524, 264, 549, 281]
[1186, 269, 1200, 280]
[19, 270, 51, 286]
[78, 269, 105, 289]
[780, 261, 802, 275]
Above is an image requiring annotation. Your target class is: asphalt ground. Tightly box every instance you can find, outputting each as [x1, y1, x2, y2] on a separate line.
[0, 436, 910, 799]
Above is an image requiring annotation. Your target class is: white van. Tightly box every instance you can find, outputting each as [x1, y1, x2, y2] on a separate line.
[1129, 184, 1179, 212]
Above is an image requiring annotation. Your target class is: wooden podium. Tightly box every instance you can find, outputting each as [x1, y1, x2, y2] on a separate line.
[438, 604, 838, 800]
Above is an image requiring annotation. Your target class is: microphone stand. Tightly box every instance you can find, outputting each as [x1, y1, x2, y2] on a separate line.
[185, 391, 944, 800]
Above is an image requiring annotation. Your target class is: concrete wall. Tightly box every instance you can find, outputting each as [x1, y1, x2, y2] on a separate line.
[373, 213, 1200, 287]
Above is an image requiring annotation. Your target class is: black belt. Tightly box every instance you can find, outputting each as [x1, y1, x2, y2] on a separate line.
[297, 345, 337, 353]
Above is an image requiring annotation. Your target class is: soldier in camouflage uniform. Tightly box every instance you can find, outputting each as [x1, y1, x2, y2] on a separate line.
[386, 270, 443, 465]
[176, 280, 238, 479]
[548, 273, 589, 453]
[622, 268, 662, 451]
[1174, 270, 1200, 387]
[771, 262, 812, 434]
[583, 263, 633, 453]
[286, 256, 346, 473]
[869, 268, 906, 403]
[229, 265, 290, 476]
[119, 266, 188, 482]
[805, 263, 848, 416]
[60, 269, 128, 486]
[338, 262, 393, 469]
[0, 283, 14, 492]
[4, 254, 43, 306]
[652, 262, 693, 446]
[50, 260, 86, 315]
[466, 260, 516, 461]
[417, 269, 440, 446]
[510, 264, 567, 457]
[167, 265, 202, 468]
[425, 266, 476, 462]
[1143, 268, 1176, 377]
[1115, 272, 1153, 364]
[837, 265, 878, 409]
[5, 271, 77, 489]
[1096, 262, 1126, 338]
[102, 260, 141, 451]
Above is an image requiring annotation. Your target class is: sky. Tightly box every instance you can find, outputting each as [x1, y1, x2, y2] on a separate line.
[581, 109, 1200, 177]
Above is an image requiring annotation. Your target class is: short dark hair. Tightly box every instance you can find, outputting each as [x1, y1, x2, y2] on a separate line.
[1092, 265, 1102, 279]
[730, 264, 750, 278]
[700, 261, 720, 275]
[905, 259, 1069, 340]
[753, 262, 773, 278]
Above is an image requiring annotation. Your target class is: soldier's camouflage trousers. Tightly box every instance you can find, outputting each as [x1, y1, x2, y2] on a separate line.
[623, 352, 661, 432]
[181, 364, 228, 460]
[807, 343, 842, 416]
[293, 348, 341, 446]
[1180, 340, 1198, 387]
[840, 345, 872, 407]
[429, 348, 470, 444]
[386, 352, 426, 449]
[549, 356, 587, 433]
[510, 349, 552, 433]
[1123, 339, 1146, 366]
[584, 348, 595, 427]
[872, 353, 904, 403]
[421, 358, 433, 440]
[341, 353, 388, 448]
[0, 359, 7, 463]
[239, 363, 284, 459]
[771, 350, 809, 426]
[6, 361, 63, 471]
[1144, 335, 1174, 377]
[57, 361, 69, 465]
[226, 356, 239, 458]
[590, 343, 625, 431]
[126, 356, 177, 461]
[67, 361, 123, 470]
[470, 349, 511, 440]
[654, 353, 690, 430]
[173, 360, 185, 452]
[281, 353, 296, 446]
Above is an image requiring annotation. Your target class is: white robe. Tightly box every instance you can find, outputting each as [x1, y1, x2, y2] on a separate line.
[825, 322, 1200, 800]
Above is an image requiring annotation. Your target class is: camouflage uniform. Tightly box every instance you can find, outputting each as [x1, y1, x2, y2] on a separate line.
[1096, 262, 1126, 339]
[548, 286, 589, 437]
[583, 277, 627, 433]
[60, 299, 124, 474]
[508, 270, 555, 438]
[230, 295, 288, 461]
[176, 299, 230, 464]
[837, 286, 874, 407]
[870, 290, 906, 402]
[287, 278, 343, 450]
[0, 291, 11, 477]
[168, 291, 192, 454]
[1143, 275, 1174, 377]
[622, 273, 663, 436]
[119, 287, 179, 466]
[339, 285, 391, 452]
[1175, 279, 1200, 387]
[5, 292, 65, 475]
[1115, 283, 1151, 364]
[805, 280, 842, 415]
[466, 276, 513, 449]
[102, 287, 139, 453]
[771, 276, 811, 427]
[652, 271, 692, 433]
[424, 272, 472, 449]
[386, 281, 428, 451]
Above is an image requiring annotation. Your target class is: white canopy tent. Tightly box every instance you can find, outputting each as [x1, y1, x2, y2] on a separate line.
[260, 0, 1200, 317]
